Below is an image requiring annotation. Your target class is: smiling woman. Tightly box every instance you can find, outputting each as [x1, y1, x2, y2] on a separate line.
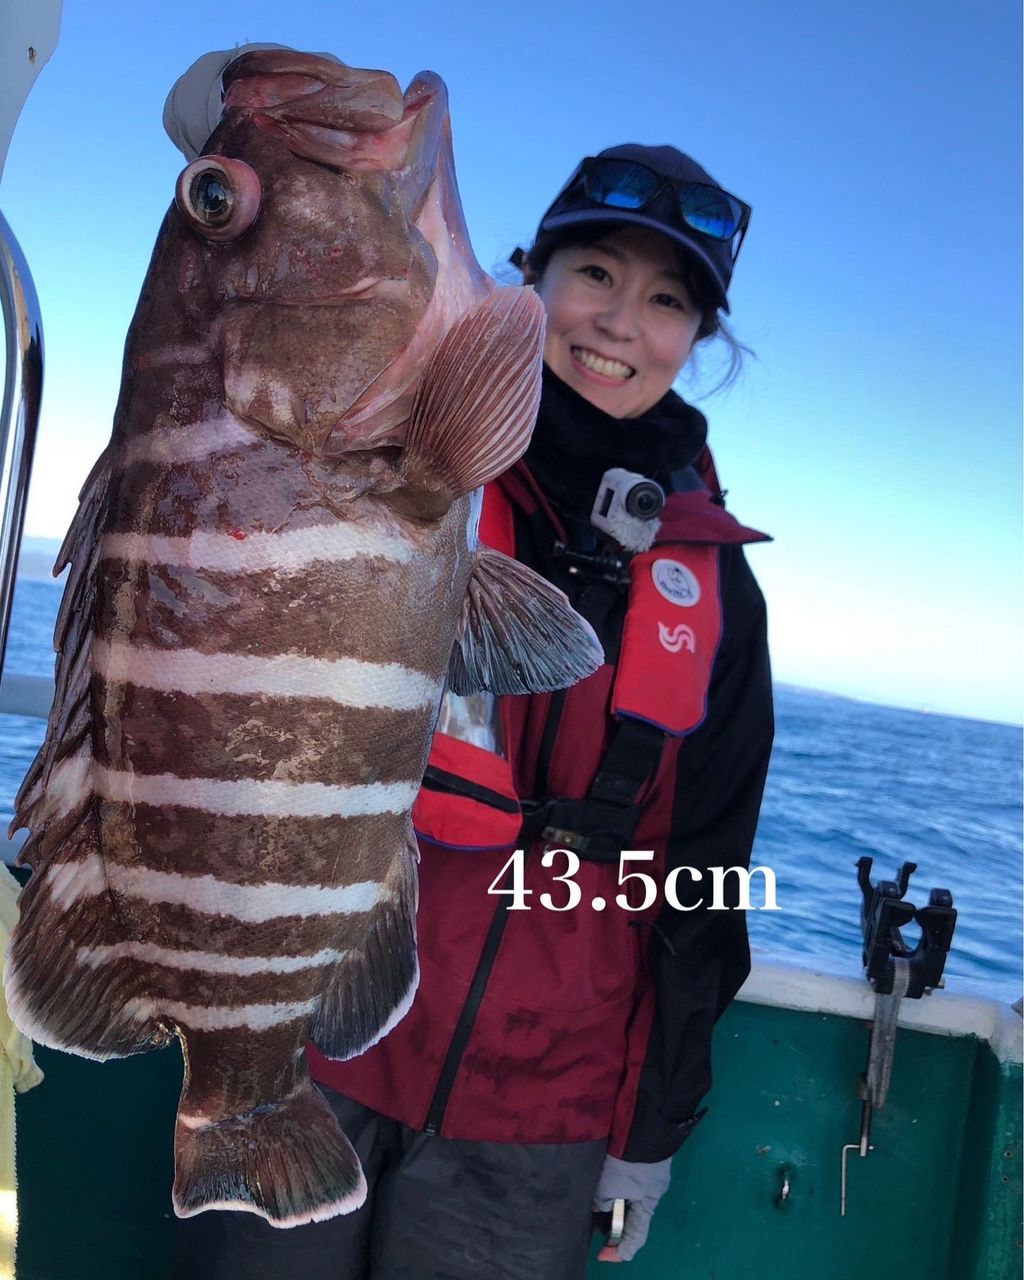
[297, 142, 774, 1279]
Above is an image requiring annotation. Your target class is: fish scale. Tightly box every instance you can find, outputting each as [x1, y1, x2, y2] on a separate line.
[5, 48, 603, 1228]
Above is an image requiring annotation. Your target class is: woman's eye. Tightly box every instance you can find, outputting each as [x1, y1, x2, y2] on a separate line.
[578, 264, 610, 283]
[654, 292, 690, 312]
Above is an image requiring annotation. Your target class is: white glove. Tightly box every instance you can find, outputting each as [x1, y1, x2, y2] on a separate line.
[592, 1154, 672, 1263]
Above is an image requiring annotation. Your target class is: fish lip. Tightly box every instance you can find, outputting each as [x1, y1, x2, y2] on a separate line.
[224, 49, 360, 87]
[401, 86, 436, 115]
[224, 49, 438, 158]
[252, 90, 436, 145]
[275, 85, 436, 126]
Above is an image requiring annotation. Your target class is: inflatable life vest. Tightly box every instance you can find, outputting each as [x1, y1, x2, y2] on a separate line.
[411, 466, 767, 860]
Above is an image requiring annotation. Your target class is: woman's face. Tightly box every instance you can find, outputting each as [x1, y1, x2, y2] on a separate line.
[531, 226, 703, 418]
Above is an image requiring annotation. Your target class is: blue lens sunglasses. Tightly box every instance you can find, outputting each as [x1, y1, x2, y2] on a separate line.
[567, 156, 751, 263]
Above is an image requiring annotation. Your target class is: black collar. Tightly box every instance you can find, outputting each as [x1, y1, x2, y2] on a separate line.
[523, 365, 708, 523]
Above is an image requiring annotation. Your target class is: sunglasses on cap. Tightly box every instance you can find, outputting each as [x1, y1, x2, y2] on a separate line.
[563, 156, 751, 263]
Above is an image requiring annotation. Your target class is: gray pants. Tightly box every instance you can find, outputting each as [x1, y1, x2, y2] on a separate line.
[173, 1086, 607, 1280]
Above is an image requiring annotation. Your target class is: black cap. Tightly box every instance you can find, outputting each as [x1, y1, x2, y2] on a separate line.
[535, 143, 745, 313]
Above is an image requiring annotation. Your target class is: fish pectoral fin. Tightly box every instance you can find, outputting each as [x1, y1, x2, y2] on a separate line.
[448, 547, 605, 695]
[386, 287, 545, 518]
[309, 834, 419, 1062]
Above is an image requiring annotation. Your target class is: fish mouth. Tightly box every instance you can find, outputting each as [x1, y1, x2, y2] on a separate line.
[223, 50, 438, 171]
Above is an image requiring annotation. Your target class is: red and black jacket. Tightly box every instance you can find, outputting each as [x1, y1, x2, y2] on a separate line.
[311, 449, 774, 1163]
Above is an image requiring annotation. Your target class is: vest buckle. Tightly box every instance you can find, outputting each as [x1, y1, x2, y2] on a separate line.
[540, 825, 589, 854]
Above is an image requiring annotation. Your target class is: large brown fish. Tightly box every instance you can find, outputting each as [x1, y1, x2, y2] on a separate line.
[5, 50, 601, 1227]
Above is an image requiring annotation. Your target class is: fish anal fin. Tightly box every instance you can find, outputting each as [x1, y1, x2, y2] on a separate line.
[448, 547, 605, 696]
[310, 834, 418, 1061]
[389, 288, 544, 517]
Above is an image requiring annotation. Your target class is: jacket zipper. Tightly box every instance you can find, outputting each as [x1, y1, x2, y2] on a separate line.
[422, 690, 566, 1136]
[422, 860, 519, 1135]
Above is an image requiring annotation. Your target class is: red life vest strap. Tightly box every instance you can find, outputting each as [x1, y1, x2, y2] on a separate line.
[612, 545, 722, 736]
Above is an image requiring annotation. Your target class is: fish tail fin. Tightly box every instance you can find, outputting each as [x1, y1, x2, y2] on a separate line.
[173, 1078, 366, 1227]
[310, 832, 418, 1061]
[392, 287, 545, 516]
[5, 822, 170, 1060]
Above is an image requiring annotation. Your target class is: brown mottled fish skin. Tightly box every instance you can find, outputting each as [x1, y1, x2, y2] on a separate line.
[3, 51, 600, 1229]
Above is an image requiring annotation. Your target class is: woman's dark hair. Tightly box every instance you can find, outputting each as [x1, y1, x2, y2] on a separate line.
[515, 224, 750, 393]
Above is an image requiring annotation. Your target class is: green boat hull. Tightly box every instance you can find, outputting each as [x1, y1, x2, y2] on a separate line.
[13, 970, 1022, 1280]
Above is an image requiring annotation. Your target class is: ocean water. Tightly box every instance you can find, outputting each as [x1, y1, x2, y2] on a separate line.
[2, 575, 1022, 1003]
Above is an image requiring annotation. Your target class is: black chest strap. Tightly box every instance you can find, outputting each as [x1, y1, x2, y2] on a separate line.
[519, 718, 667, 864]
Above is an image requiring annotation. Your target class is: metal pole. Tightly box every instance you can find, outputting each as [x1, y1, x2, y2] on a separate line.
[0, 207, 43, 680]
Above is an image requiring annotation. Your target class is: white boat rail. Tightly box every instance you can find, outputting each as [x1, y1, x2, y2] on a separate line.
[0, 211, 43, 676]
[0, 2, 63, 872]
[0, 0, 61, 676]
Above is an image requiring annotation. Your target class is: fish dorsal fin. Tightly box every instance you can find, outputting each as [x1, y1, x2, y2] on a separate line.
[391, 288, 544, 518]
[448, 547, 604, 695]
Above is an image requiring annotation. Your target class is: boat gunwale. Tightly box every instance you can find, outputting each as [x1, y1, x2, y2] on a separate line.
[742, 955, 1023, 1064]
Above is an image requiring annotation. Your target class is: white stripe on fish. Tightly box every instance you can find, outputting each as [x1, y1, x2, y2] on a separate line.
[100, 522, 416, 573]
[44, 853, 109, 909]
[93, 766, 420, 819]
[177, 1113, 214, 1131]
[37, 751, 93, 822]
[48, 852, 388, 921]
[124, 995, 320, 1033]
[131, 343, 215, 367]
[77, 941, 348, 976]
[120, 413, 258, 466]
[177, 1078, 307, 1133]
[94, 640, 441, 709]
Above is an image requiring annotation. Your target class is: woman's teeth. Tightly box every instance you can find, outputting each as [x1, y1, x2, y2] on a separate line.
[571, 347, 634, 379]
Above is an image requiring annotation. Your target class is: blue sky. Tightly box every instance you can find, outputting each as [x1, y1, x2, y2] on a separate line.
[1, 0, 1020, 723]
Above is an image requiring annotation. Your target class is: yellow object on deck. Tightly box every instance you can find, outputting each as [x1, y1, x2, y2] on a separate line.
[0, 865, 43, 1278]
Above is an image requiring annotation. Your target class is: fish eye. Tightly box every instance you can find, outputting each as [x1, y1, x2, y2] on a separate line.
[192, 172, 231, 224]
[175, 155, 262, 242]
